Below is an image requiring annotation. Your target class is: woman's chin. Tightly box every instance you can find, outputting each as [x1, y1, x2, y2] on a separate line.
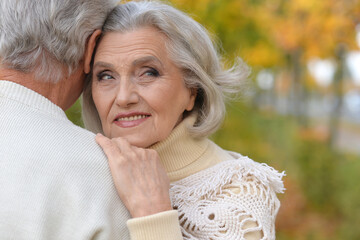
[106, 131, 163, 148]
[125, 138, 156, 149]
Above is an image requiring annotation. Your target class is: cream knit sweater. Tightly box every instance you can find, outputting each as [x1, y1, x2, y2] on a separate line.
[151, 117, 285, 240]
[0, 80, 182, 240]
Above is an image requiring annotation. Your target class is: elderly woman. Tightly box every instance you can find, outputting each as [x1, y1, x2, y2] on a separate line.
[82, 1, 285, 239]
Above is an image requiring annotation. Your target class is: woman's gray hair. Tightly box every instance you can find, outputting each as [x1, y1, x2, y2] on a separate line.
[0, 0, 116, 83]
[82, 0, 250, 138]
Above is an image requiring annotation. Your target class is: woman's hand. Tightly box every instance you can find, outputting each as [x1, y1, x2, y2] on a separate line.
[95, 133, 172, 218]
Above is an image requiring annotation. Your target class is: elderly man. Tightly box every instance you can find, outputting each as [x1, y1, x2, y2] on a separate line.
[0, 1, 179, 239]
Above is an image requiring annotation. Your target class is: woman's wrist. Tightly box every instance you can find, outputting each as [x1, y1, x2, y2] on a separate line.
[129, 197, 173, 218]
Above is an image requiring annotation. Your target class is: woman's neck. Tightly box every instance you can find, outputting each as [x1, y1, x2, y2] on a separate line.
[150, 116, 228, 182]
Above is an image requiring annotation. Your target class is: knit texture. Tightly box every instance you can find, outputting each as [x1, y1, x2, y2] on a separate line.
[127, 210, 183, 240]
[152, 116, 285, 240]
[0, 80, 182, 240]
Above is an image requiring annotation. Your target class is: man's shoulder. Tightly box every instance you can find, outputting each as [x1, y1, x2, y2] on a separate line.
[62, 121, 99, 145]
[44, 119, 106, 159]
[63, 123, 108, 159]
[1, 109, 105, 160]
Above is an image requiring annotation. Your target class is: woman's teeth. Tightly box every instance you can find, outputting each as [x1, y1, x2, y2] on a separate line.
[117, 115, 147, 121]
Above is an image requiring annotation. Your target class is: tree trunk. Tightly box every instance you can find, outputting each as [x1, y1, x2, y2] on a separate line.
[328, 44, 346, 147]
[289, 49, 308, 126]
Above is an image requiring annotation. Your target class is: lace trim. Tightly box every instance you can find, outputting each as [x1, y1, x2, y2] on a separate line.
[170, 153, 285, 240]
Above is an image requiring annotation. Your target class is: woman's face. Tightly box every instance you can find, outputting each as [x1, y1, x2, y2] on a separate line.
[91, 27, 196, 148]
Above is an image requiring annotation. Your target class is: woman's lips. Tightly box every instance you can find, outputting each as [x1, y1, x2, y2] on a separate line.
[113, 113, 151, 128]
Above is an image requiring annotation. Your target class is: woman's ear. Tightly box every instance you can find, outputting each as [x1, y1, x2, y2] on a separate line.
[84, 29, 102, 74]
[185, 88, 197, 111]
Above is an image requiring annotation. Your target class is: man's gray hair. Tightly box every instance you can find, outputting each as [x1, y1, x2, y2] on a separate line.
[82, 0, 250, 138]
[0, 0, 116, 83]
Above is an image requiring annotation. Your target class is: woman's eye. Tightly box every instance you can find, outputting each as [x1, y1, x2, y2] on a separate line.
[96, 72, 114, 81]
[142, 68, 159, 77]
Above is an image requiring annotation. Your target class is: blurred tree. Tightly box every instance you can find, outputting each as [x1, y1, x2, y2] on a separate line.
[171, 0, 358, 65]
[170, 0, 359, 132]
[329, 44, 346, 147]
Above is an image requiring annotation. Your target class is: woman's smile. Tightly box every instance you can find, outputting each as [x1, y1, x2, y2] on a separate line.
[113, 112, 151, 128]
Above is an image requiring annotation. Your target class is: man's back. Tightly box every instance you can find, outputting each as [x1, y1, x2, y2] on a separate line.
[0, 80, 131, 239]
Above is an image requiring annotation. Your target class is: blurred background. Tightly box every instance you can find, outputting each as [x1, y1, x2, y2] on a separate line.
[66, 0, 360, 239]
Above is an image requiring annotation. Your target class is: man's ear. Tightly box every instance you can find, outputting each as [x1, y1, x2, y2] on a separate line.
[84, 29, 102, 74]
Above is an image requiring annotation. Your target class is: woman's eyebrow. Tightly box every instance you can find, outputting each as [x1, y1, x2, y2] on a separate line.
[132, 56, 163, 67]
[93, 61, 114, 69]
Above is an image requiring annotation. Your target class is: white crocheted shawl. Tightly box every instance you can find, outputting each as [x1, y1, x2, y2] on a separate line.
[170, 152, 285, 240]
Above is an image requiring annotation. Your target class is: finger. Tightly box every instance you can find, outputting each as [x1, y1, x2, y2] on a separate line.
[95, 133, 121, 160]
[112, 137, 135, 156]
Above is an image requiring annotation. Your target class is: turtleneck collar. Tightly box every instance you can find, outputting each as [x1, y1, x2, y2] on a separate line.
[150, 116, 214, 182]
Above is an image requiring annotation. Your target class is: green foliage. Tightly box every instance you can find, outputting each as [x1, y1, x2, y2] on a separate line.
[337, 155, 360, 239]
[295, 139, 339, 211]
[212, 102, 296, 168]
[65, 99, 84, 128]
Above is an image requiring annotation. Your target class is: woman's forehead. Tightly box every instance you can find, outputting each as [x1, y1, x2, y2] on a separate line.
[94, 28, 173, 67]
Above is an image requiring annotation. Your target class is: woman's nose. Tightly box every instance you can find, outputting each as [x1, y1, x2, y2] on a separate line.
[114, 79, 139, 107]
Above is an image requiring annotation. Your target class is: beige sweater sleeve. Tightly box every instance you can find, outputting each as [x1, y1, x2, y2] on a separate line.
[127, 210, 183, 240]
